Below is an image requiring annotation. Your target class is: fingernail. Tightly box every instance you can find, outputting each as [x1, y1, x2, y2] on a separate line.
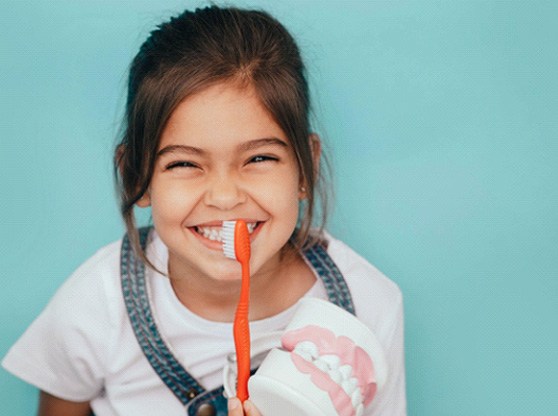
[228, 398, 240, 411]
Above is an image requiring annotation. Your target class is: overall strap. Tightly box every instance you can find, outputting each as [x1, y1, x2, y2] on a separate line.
[120, 227, 205, 406]
[302, 242, 356, 315]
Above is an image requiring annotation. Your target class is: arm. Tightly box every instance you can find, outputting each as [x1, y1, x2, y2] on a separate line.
[38, 391, 92, 416]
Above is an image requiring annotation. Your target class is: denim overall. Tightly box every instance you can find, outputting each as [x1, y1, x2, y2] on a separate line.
[120, 227, 355, 416]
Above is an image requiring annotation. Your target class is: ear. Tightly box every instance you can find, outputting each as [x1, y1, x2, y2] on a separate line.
[136, 191, 151, 208]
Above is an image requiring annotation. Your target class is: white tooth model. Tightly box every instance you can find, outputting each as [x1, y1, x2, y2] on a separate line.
[223, 298, 388, 416]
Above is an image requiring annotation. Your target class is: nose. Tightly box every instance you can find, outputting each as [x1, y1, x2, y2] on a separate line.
[203, 173, 246, 210]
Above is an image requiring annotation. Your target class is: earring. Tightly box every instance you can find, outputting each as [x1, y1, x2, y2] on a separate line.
[299, 186, 307, 200]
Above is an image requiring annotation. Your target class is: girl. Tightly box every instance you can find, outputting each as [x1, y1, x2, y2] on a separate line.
[2, 5, 406, 416]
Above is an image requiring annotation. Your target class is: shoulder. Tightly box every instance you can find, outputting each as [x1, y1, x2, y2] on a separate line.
[325, 233, 402, 303]
[49, 228, 167, 329]
[324, 233, 403, 330]
[31, 237, 127, 356]
[1, 236, 128, 400]
[50, 238, 123, 317]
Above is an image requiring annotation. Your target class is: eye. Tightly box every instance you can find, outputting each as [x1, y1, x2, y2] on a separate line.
[165, 160, 199, 170]
[248, 155, 279, 164]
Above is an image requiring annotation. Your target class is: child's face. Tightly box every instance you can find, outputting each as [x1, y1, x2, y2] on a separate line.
[138, 82, 303, 282]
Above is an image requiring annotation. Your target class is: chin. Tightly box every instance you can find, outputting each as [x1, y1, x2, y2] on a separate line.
[208, 261, 244, 282]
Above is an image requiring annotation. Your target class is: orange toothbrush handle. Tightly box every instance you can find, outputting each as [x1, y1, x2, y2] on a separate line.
[234, 260, 251, 402]
[233, 221, 251, 402]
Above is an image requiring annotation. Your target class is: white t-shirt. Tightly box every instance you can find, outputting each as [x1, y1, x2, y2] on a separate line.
[2, 230, 406, 415]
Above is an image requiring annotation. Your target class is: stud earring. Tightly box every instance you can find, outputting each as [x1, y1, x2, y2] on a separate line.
[299, 186, 307, 200]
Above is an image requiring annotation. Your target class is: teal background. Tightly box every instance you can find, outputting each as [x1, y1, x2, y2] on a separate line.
[1, 1, 557, 415]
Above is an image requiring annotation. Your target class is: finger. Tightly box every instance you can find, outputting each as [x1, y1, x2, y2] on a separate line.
[227, 397, 243, 415]
[243, 400, 261, 416]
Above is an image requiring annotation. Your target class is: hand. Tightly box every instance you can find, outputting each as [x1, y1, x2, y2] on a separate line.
[228, 397, 262, 416]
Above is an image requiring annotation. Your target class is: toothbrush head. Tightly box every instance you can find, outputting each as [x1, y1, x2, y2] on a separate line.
[222, 220, 251, 263]
[222, 221, 237, 260]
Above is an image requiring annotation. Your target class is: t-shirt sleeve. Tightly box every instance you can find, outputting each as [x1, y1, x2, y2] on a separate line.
[2, 249, 118, 401]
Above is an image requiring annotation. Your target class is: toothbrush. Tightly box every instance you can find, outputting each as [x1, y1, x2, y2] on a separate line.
[222, 220, 251, 402]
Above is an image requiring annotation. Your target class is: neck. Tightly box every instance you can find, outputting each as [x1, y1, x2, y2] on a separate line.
[168, 248, 315, 322]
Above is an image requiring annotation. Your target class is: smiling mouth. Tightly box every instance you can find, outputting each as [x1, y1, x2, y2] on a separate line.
[193, 222, 259, 242]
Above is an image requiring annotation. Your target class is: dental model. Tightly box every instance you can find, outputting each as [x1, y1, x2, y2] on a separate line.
[222, 220, 252, 402]
[281, 326, 376, 416]
[244, 298, 388, 416]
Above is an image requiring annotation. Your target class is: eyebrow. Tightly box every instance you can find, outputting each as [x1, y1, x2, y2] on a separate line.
[238, 137, 289, 152]
[156, 137, 288, 157]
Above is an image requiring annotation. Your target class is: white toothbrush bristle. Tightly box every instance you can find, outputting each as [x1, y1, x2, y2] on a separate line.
[222, 221, 236, 260]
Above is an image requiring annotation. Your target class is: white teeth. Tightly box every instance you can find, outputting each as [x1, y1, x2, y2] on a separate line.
[292, 347, 313, 362]
[339, 364, 353, 380]
[321, 354, 340, 370]
[351, 388, 363, 407]
[313, 357, 329, 372]
[197, 227, 223, 241]
[210, 229, 220, 241]
[327, 368, 343, 384]
[291, 341, 364, 411]
[341, 377, 358, 396]
[293, 341, 319, 361]
[355, 404, 364, 416]
[196, 222, 258, 241]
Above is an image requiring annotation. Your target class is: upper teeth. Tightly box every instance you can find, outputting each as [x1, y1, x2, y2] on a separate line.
[292, 341, 364, 412]
[195, 222, 257, 242]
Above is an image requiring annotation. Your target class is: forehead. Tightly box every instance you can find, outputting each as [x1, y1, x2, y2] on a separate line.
[159, 82, 288, 150]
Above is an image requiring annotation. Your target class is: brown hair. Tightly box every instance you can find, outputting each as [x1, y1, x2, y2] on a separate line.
[114, 6, 329, 265]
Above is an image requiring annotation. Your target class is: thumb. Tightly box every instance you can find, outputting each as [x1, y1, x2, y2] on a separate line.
[228, 397, 243, 415]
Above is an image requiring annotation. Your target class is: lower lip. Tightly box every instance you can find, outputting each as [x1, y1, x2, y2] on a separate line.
[188, 222, 264, 251]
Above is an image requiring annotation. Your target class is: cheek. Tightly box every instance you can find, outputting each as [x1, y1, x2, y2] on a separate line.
[149, 183, 198, 222]
[257, 176, 301, 221]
